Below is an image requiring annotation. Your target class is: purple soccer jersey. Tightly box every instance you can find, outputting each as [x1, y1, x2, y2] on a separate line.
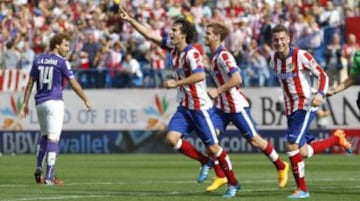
[30, 53, 74, 105]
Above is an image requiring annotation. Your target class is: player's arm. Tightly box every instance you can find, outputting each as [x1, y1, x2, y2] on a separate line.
[328, 53, 360, 96]
[302, 51, 328, 106]
[119, 7, 162, 46]
[327, 74, 357, 96]
[163, 72, 205, 88]
[208, 52, 241, 99]
[177, 72, 205, 86]
[163, 51, 206, 88]
[178, 51, 206, 86]
[20, 76, 35, 117]
[218, 72, 241, 93]
[68, 78, 92, 111]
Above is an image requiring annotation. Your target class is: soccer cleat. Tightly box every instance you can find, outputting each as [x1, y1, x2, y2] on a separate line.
[44, 177, 64, 185]
[34, 169, 43, 184]
[197, 161, 214, 183]
[278, 161, 289, 188]
[288, 189, 310, 199]
[206, 177, 228, 192]
[333, 129, 353, 154]
[223, 183, 241, 198]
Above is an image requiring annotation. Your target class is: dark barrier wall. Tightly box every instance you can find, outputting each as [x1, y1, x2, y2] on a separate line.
[0, 130, 358, 154]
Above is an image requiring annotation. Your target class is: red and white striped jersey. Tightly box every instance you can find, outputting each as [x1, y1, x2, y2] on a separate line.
[270, 47, 328, 115]
[162, 36, 213, 110]
[209, 45, 249, 113]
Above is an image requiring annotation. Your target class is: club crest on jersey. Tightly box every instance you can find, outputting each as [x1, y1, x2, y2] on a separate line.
[287, 63, 294, 71]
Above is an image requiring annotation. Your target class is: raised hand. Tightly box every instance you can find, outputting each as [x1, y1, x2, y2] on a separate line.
[119, 7, 131, 22]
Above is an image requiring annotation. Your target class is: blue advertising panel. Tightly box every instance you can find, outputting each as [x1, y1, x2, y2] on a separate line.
[1, 129, 357, 154]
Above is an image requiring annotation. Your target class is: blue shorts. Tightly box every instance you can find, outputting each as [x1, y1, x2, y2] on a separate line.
[212, 107, 258, 139]
[286, 110, 316, 147]
[168, 106, 218, 146]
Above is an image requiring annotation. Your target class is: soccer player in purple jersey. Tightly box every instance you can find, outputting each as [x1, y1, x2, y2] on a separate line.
[120, 8, 240, 197]
[20, 33, 92, 185]
[203, 22, 289, 192]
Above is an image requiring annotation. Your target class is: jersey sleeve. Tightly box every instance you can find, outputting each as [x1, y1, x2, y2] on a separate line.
[186, 49, 204, 74]
[301, 50, 328, 95]
[350, 50, 360, 75]
[62, 60, 75, 80]
[218, 51, 239, 76]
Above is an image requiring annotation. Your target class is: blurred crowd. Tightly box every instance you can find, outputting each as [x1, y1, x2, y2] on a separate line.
[0, 0, 359, 88]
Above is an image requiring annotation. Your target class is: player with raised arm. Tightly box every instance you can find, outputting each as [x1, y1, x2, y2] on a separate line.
[119, 8, 240, 198]
[270, 24, 352, 199]
[202, 22, 289, 192]
[20, 33, 92, 185]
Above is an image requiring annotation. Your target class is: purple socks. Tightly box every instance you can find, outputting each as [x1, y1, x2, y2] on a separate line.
[36, 136, 48, 170]
[45, 141, 59, 181]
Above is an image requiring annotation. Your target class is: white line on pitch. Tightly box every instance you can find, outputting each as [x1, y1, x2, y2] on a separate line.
[0, 177, 359, 188]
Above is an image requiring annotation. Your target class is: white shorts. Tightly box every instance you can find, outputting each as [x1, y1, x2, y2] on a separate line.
[36, 100, 64, 141]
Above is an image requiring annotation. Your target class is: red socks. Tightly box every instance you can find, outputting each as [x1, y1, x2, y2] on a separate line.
[215, 149, 238, 186]
[177, 139, 208, 165]
[288, 150, 307, 192]
[213, 160, 226, 178]
[309, 135, 338, 153]
[263, 141, 286, 170]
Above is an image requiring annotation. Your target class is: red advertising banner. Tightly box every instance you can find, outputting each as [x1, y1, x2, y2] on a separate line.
[345, 17, 360, 43]
[0, 69, 30, 92]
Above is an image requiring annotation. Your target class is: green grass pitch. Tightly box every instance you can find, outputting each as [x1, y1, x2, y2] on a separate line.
[0, 154, 359, 201]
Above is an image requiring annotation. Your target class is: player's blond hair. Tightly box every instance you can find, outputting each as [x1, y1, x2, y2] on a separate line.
[207, 23, 229, 41]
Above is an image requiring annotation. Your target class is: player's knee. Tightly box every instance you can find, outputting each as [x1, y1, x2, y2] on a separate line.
[286, 142, 299, 151]
[207, 144, 221, 156]
[165, 131, 181, 146]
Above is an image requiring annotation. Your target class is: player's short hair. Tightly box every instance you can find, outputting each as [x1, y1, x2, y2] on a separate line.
[271, 24, 290, 37]
[207, 23, 229, 41]
[173, 17, 196, 44]
[49, 33, 71, 51]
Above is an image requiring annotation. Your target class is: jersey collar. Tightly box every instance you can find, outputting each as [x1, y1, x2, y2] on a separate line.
[211, 44, 224, 60]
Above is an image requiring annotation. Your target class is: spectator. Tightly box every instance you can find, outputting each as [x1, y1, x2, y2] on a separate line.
[323, 34, 343, 88]
[315, 99, 331, 129]
[343, 33, 360, 73]
[144, 45, 166, 88]
[1, 40, 20, 69]
[19, 41, 35, 72]
[319, 1, 341, 28]
[118, 52, 143, 88]
[108, 41, 123, 88]
[248, 50, 270, 87]
[259, 15, 273, 47]
[82, 32, 101, 88]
